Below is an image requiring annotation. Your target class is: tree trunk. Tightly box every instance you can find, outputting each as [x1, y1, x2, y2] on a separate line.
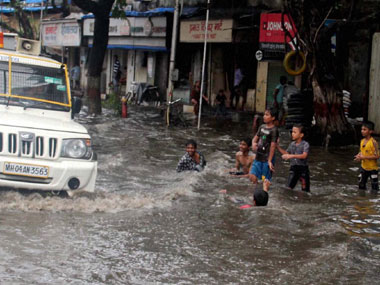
[87, 76, 102, 114]
[86, 15, 110, 115]
[73, 0, 115, 115]
[312, 75, 349, 146]
[284, 0, 357, 146]
[310, 23, 352, 146]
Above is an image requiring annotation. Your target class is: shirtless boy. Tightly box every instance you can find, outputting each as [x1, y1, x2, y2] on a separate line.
[229, 138, 255, 176]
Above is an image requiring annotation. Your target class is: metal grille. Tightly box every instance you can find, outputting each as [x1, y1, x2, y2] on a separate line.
[0, 132, 57, 159]
[10, 62, 68, 104]
[49, 138, 57, 158]
[8, 134, 17, 154]
[0, 61, 9, 95]
[21, 140, 32, 156]
[36, 136, 44, 156]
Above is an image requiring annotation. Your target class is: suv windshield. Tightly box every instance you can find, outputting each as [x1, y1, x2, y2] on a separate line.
[0, 54, 70, 111]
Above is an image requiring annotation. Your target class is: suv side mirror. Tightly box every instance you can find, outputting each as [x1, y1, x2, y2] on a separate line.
[72, 97, 82, 118]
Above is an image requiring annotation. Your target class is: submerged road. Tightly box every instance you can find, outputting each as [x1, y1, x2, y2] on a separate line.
[0, 106, 379, 284]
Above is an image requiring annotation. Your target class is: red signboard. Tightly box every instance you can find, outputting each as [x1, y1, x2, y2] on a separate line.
[259, 13, 297, 44]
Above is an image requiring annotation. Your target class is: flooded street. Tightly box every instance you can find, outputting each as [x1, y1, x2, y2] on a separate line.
[1, 106, 380, 284]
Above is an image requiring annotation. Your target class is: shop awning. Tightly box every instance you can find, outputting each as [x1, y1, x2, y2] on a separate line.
[0, 6, 13, 12]
[88, 44, 167, 52]
[25, 0, 44, 3]
[82, 7, 174, 19]
[0, 5, 59, 13]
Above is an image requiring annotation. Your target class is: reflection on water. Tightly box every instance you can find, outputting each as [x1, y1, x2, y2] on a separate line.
[341, 196, 380, 238]
[0, 106, 379, 284]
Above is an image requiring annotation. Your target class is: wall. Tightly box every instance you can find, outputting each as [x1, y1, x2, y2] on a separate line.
[126, 51, 148, 90]
[155, 53, 169, 100]
[135, 51, 148, 83]
[126, 51, 157, 92]
[346, 30, 370, 117]
[255, 61, 268, 113]
[210, 46, 225, 104]
[127, 51, 135, 92]
[191, 50, 202, 83]
[369, 33, 380, 133]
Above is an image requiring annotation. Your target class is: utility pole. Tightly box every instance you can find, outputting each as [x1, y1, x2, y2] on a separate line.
[167, 0, 180, 103]
[197, 0, 211, 130]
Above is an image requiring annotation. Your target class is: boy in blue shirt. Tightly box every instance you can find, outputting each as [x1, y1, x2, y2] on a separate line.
[277, 124, 310, 192]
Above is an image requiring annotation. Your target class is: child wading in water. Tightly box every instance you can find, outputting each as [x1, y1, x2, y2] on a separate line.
[355, 121, 379, 192]
[176, 139, 206, 172]
[229, 138, 255, 177]
[250, 107, 279, 193]
[219, 188, 269, 207]
[277, 125, 310, 192]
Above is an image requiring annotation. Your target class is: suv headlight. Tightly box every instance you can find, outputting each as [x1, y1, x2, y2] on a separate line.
[61, 139, 92, 159]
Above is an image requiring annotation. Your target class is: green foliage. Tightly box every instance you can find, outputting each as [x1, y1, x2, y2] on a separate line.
[102, 92, 122, 115]
[111, 0, 127, 18]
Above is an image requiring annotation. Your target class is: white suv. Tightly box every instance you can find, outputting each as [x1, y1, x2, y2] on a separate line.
[0, 50, 97, 194]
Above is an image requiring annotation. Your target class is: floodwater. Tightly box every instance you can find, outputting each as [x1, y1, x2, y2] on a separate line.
[1, 106, 379, 284]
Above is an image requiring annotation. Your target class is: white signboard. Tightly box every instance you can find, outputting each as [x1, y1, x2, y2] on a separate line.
[83, 17, 167, 37]
[41, 22, 81, 47]
[180, 19, 233, 43]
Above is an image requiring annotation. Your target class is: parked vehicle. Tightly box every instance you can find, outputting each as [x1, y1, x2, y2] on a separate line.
[161, 99, 188, 127]
[0, 50, 97, 195]
[125, 82, 160, 107]
[140, 85, 160, 106]
[125, 81, 139, 105]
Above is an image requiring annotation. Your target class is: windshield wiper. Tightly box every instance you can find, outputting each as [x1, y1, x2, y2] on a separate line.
[23, 101, 67, 111]
[23, 101, 49, 110]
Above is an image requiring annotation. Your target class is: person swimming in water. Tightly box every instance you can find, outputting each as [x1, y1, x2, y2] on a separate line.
[176, 139, 206, 172]
[229, 138, 255, 177]
[219, 188, 268, 207]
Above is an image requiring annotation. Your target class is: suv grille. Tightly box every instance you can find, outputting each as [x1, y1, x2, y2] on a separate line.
[49, 138, 58, 157]
[8, 134, 17, 154]
[0, 132, 58, 159]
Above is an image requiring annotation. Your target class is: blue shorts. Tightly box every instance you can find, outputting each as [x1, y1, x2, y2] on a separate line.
[250, 160, 273, 181]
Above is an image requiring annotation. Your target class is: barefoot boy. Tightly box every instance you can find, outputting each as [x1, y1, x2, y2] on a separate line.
[277, 124, 310, 192]
[249, 108, 279, 191]
[354, 121, 379, 192]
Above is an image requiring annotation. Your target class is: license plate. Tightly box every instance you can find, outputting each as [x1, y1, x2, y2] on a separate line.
[3, 162, 49, 178]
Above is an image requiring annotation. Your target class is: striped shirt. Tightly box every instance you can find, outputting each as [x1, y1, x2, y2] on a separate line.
[176, 152, 206, 172]
[113, 59, 120, 75]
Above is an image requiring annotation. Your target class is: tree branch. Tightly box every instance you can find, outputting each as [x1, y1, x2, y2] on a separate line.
[72, 0, 99, 14]
[73, 0, 114, 18]
[313, 6, 333, 44]
[0, 23, 22, 36]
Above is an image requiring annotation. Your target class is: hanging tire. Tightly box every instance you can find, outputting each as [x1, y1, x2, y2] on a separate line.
[288, 93, 305, 100]
[287, 107, 305, 113]
[286, 114, 306, 120]
[286, 103, 305, 109]
[287, 98, 307, 104]
[283, 51, 307, 76]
